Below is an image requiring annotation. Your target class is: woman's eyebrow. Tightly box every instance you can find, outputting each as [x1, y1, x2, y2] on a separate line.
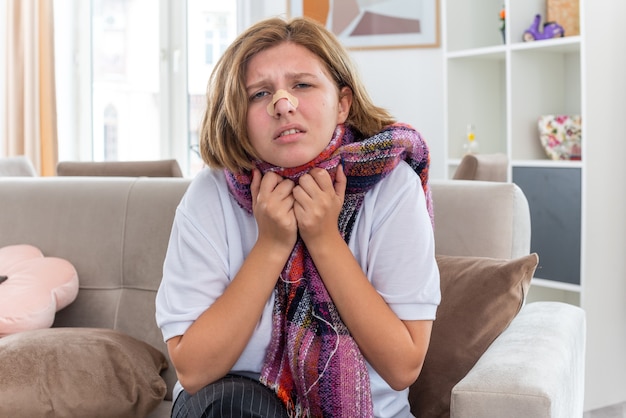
[246, 72, 319, 91]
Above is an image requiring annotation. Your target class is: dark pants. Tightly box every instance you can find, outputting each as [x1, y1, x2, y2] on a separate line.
[172, 374, 289, 418]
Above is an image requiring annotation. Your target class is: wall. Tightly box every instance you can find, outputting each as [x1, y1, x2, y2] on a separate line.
[247, 0, 446, 179]
[582, 0, 626, 410]
[352, 48, 445, 180]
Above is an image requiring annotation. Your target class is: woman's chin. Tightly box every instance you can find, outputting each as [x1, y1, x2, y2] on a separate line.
[267, 154, 316, 169]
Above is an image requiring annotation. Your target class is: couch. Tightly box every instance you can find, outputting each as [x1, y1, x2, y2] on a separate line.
[56, 159, 184, 177]
[0, 156, 38, 176]
[452, 153, 509, 182]
[0, 176, 585, 417]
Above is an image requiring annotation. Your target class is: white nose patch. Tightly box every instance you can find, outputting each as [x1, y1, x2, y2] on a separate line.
[266, 89, 299, 116]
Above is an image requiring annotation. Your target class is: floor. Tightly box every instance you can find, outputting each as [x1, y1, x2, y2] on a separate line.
[585, 402, 626, 418]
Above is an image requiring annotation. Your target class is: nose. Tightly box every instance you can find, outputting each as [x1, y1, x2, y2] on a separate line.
[272, 96, 296, 118]
[266, 89, 299, 117]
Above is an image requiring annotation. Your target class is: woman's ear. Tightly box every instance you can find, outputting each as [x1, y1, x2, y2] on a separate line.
[337, 86, 353, 124]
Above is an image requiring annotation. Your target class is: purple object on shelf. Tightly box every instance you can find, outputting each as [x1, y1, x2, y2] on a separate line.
[523, 14, 565, 41]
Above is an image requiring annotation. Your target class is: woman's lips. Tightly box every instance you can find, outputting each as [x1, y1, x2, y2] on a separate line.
[277, 128, 301, 138]
[273, 125, 305, 141]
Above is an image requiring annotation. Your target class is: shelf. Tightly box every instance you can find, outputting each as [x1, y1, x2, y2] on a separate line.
[447, 36, 581, 58]
[509, 45, 581, 161]
[526, 282, 580, 306]
[447, 159, 582, 170]
[447, 158, 583, 171]
[509, 35, 581, 53]
[444, 1, 504, 53]
[446, 55, 506, 159]
[447, 45, 506, 60]
[531, 277, 581, 293]
[512, 159, 583, 168]
[444, 0, 584, 304]
[510, 36, 580, 54]
[514, 38, 581, 52]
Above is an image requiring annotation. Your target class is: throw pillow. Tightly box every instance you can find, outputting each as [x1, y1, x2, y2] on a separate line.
[0, 244, 79, 336]
[0, 327, 168, 418]
[409, 253, 538, 418]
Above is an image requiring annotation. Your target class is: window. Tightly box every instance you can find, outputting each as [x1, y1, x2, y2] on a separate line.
[103, 105, 119, 160]
[187, 2, 238, 173]
[54, 0, 238, 176]
[202, 13, 230, 65]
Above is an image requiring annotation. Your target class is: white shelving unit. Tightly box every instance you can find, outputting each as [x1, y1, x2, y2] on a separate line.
[444, 0, 626, 410]
[442, 0, 583, 305]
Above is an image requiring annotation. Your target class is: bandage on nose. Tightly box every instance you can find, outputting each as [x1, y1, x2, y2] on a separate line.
[266, 89, 299, 116]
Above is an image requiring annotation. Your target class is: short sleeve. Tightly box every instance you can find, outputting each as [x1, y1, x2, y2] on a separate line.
[350, 162, 440, 321]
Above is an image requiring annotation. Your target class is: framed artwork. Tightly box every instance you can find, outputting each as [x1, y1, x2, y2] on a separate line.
[287, 0, 440, 49]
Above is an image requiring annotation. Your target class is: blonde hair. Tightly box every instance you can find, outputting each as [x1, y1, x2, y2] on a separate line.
[200, 16, 396, 172]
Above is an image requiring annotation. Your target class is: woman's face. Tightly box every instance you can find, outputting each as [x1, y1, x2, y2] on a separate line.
[245, 42, 352, 168]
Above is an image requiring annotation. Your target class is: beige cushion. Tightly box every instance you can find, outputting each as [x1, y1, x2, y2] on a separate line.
[0, 327, 168, 418]
[409, 253, 538, 417]
[0, 244, 78, 336]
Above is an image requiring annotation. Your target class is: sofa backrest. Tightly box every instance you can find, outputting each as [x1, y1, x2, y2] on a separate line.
[0, 176, 531, 399]
[56, 159, 184, 177]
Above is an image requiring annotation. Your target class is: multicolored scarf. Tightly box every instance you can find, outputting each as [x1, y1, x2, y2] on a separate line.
[225, 123, 432, 417]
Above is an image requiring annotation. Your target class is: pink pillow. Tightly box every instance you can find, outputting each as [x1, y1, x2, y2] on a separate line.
[0, 245, 79, 337]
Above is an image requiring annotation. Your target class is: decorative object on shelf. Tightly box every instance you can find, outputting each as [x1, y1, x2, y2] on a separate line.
[499, 6, 506, 43]
[523, 14, 565, 41]
[547, 0, 580, 37]
[463, 124, 479, 154]
[538, 115, 582, 160]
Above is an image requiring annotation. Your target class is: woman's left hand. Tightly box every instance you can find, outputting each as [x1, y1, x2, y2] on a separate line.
[294, 164, 433, 391]
[292, 164, 346, 243]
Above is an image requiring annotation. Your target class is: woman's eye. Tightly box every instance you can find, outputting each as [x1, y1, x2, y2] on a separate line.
[294, 83, 311, 89]
[250, 91, 269, 101]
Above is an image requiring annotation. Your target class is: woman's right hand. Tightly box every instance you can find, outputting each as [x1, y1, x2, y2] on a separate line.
[250, 169, 297, 252]
[167, 170, 298, 394]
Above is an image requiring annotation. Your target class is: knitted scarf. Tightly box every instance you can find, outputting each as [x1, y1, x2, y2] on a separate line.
[225, 123, 432, 417]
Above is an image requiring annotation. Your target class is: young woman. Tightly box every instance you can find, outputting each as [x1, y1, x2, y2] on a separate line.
[156, 16, 440, 418]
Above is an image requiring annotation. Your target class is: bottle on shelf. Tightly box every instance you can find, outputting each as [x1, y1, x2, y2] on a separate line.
[463, 123, 479, 154]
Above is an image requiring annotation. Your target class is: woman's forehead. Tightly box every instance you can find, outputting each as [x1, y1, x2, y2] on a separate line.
[244, 43, 330, 84]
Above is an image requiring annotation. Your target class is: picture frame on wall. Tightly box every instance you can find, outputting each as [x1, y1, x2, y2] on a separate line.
[287, 0, 440, 49]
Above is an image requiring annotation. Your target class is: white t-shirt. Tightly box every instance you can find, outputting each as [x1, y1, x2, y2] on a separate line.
[156, 162, 440, 418]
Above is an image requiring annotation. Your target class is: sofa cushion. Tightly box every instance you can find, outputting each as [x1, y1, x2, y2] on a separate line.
[409, 253, 538, 417]
[0, 244, 78, 336]
[0, 327, 168, 418]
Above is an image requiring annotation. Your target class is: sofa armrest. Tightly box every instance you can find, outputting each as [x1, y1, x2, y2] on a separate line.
[450, 302, 586, 418]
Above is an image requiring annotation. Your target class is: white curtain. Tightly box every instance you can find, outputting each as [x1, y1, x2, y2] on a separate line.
[4, 0, 58, 176]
